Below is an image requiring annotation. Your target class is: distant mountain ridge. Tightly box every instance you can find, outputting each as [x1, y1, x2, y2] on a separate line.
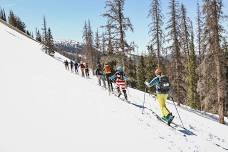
[55, 40, 83, 54]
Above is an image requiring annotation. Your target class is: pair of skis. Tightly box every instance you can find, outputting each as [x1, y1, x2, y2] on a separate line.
[144, 107, 194, 136]
[161, 115, 175, 126]
[154, 112, 175, 127]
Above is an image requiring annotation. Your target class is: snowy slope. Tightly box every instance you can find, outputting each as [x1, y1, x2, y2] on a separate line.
[0, 22, 228, 152]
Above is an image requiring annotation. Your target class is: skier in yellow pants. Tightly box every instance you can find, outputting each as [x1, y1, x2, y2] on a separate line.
[156, 94, 170, 117]
[145, 67, 174, 124]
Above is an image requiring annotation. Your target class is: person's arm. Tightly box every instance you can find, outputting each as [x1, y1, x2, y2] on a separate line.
[109, 74, 116, 81]
[148, 77, 159, 87]
[123, 75, 128, 81]
[145, 76, 159, 88]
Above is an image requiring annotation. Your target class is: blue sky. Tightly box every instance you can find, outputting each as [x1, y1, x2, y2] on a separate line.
[1, 0, 228, 53]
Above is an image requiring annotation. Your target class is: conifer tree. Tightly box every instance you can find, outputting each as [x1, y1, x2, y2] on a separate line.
[8, 10, 26, 33]
[42, 16, 48, 53]
[94, 29, 101, 63]
[136, 55, 146, 91]
[36, 29, 42, 42]
[126, 57, 137, 88]
[16, 17, 26, 33]
[187, 22, 199, 109]
[179, 4, 192, 104]
[26, 30, 31, 36]
[47, 27, 55, 55]
[148, 0, 163, 66]
[0, 9, 3, 20]
[8, 11, 17, 27]
[3, 9, 6, 21]
[0, 8, 7, 21]
[145, 45, 157, 93]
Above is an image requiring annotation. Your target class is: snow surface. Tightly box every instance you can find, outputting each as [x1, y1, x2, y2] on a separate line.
[0, 22, 228, 152]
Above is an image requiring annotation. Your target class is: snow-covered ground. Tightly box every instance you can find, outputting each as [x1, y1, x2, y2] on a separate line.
[0, 22, 228, 152]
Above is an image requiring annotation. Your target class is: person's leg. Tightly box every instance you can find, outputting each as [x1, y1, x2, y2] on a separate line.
[98, 76, 101, 86]
[82, 69, 85, 77]
[102, 76, 106, 88]
[156, 94, 170, 117]
[123, 89, 127, 100]
[107, 73, 113, 91]
[106, 74, 111, 90]
[117, 86, 121, 96]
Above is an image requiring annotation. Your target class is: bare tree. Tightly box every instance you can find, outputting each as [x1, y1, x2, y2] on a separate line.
[148, 0, 164, 66]
[82, 20, 96, 72]
[202, 0, 225, 124]
[103, 0, 133, 66]
[196, 1, 204, 63]
[180, 4, 190, 56]
[101, 32, 106, 55]
[166, 0, 183, 105]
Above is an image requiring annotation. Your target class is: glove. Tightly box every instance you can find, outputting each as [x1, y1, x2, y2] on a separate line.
[144, 81, 150, 87]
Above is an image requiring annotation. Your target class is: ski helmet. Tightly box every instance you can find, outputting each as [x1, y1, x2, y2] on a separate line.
[116, 66, 123, 72]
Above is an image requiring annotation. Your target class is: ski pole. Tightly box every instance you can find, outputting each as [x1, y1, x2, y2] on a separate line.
[170, 96, 185, 129]
[142, 87, 147, 114]
[126, 82, 130, 97]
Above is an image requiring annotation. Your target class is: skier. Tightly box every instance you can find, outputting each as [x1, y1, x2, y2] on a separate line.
[64, 60, 69, 70]
[104, 63, 113, 92]
[95, 63, 103, 86]
[74, 62, 79, 73]
[95, 63, 106, 88]
[79, 62, 85, 77]
[144, 67, 174, 125]
[110, 66, 128, 100]
[85, 63, 89, 78]
[70, 60, 74, 72]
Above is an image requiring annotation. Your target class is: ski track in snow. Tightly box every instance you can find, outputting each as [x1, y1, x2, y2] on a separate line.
[1, 22, 228, 152]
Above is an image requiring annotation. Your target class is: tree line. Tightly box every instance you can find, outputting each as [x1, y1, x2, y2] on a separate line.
[0, 8, 55, 56]
[81, 0, 227, 124]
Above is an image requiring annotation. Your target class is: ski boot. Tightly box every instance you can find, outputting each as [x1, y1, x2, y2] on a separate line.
[167, 113, 175, 126]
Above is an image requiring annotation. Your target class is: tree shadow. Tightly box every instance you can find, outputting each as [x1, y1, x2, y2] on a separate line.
[174, 105, 228, 126]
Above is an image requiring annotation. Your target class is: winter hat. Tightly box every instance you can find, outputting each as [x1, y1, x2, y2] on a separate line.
[116, 66, 123, 72]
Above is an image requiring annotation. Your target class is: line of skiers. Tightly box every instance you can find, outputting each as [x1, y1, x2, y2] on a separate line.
[64, 60, 89, 78]
[95, 62, 128, 101]
[64, 59, 174, 124]
[96, 63, 174, 124]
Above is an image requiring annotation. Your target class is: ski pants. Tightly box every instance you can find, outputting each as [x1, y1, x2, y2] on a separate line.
[156, 94, 170, 117]
[105, 73, 113, 91]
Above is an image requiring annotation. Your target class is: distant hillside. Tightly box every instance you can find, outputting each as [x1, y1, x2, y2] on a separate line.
[55, 40, 83, 54]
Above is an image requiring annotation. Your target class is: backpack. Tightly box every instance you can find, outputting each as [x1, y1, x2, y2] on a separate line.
[104, 65, 112, 74]
[158, 75, 170, 93]
[80, 63, 85, 68]
[116, 71, 124, 80]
